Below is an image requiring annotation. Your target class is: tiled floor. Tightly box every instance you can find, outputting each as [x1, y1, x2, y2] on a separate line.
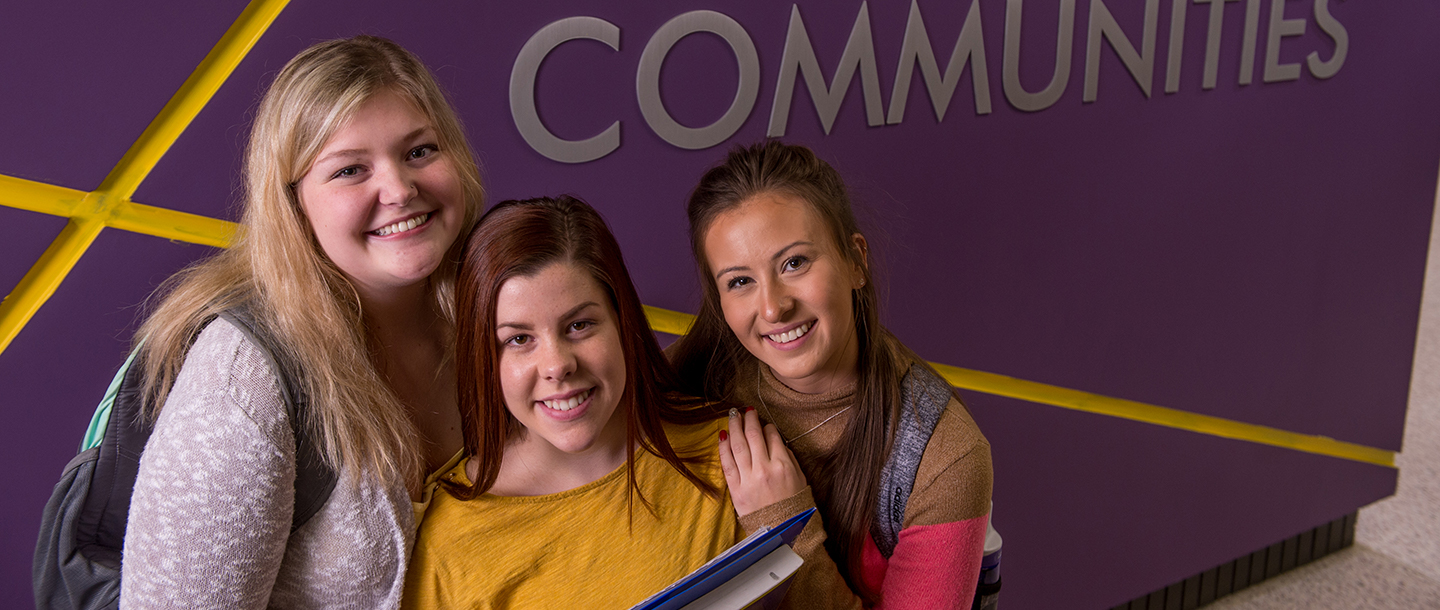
[1204, 188, 1440, 610]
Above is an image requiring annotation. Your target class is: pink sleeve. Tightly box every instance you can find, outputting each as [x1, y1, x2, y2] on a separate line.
[865, 514, 989, 610]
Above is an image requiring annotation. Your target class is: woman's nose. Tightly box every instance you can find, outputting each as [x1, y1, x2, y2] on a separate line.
[540, 339, 577, 381]
[760, 281, 793, 323]
[377, 164, 414, 206]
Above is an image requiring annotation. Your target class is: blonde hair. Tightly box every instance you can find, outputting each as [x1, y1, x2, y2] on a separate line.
[135, 36, 485, 488]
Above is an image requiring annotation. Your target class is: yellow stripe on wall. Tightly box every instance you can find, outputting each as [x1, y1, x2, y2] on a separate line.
[642, 305, 1397, 468]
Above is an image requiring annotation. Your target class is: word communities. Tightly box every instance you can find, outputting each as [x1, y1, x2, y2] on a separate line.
[511, 0, 1348, 163]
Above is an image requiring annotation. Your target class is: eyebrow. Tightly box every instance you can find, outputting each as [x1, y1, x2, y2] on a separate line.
[312, 125, 433, 167]
[496, 301, 601, 331]
[713, 240, 812, 279]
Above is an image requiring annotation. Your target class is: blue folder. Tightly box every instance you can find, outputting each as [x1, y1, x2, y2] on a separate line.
[632, 507, 816, 610]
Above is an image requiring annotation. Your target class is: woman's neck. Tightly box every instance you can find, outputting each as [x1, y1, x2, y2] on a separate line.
[360, 282, 464, 477]
[484, 412, 631, 497]
[359, 281, 438, 341]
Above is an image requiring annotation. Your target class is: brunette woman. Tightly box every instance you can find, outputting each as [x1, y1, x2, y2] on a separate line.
[121, 36, 483, 608]
[669, 141, 993, 609]
[403, 196, 802, 609]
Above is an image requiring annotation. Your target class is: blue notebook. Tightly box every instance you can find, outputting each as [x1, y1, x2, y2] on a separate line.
[630, 507, 816, 610]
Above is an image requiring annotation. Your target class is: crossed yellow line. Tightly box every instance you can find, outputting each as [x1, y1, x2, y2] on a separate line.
[0, 0, 1396, 469]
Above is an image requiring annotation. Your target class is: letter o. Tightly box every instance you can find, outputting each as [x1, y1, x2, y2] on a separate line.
[510, 17, 621, 164]
[636, 11, 760, 150]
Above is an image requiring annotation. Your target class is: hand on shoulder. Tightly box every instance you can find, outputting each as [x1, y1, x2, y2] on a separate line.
[717, 406, 807, 516]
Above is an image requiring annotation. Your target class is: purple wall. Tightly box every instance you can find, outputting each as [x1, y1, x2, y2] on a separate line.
[3, 1, 1435, 607]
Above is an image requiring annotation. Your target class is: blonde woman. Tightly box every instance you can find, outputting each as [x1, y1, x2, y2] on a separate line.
[119, 36, 483, 608]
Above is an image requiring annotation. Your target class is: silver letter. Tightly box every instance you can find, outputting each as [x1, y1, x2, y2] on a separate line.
[1003, 0, 1076, 113]
[1164, 0, 1187, 93]
[1084, 0, 1160, 102]
[1195, 0, 1240, 90]
[509, 17, 621, 164]
[767, 3, 885, 137]
[637, 11, 759, 150]
[1263, 0, 1306, 83]
[1240, 0, 1261, 85]
[1306, 0, 1346, 79]
[888, 0, 991, 123]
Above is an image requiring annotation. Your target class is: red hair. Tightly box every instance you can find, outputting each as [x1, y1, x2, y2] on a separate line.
[449, 196, 719, 505]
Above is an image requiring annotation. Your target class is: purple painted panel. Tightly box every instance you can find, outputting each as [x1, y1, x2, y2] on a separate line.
[2, 0, 1434, 606]
[969, 392, 1398, 609]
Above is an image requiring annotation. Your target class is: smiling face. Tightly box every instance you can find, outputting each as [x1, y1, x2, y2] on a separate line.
[294, 89, 463, 302]
[703, 191, 868, 394]
[494, 262, 628, 457]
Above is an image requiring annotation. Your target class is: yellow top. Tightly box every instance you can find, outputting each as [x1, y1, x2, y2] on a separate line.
[402, 418, 739, 610]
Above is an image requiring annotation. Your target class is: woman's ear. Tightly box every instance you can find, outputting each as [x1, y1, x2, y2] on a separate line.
[851, 233, 869, 289]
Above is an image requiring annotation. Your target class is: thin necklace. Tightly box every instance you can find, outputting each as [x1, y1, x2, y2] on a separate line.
[756, 374, 853, 443]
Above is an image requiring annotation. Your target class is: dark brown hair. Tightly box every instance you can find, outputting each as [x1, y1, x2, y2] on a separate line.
[451, 195, 719, 507]
[670, 141, 946, 601]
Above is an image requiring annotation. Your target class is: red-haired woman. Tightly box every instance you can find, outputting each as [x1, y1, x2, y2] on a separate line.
[403, 195, 804, 608]
[669, 141, 994, 609]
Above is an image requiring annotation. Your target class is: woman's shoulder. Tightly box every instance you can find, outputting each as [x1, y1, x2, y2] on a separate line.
[661, 412, 729, 455]
[165, 316, 291, 442]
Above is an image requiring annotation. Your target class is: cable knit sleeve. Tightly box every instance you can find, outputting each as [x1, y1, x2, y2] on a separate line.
[121, 319, 295, 609]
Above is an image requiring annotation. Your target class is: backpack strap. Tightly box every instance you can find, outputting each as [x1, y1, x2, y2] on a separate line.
[217, 305, 337, 532]
[871, 364, 951, 558]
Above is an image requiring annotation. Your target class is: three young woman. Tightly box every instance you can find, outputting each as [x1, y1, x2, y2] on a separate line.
[117, 32, 985, 610]
[670, 141, 994, 609]
[403, 196, 805, 608]
[122, 36, 483, 607]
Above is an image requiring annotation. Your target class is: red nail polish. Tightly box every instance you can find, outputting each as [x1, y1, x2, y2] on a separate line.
[744, 406, 755, 414]
[719, 430, 728, 441]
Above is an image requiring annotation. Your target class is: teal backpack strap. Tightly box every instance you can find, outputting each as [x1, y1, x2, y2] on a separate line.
[79, 351, 139, 453]
[872, 364, 951, 558]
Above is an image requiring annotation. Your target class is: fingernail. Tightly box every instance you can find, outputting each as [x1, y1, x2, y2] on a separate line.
[728, 407, 739, 419]
[745, 406, 755, 414]
[719, 430, 729, 441]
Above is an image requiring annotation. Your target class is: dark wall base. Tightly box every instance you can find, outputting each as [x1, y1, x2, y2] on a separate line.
[1109, 512, 1358, 610]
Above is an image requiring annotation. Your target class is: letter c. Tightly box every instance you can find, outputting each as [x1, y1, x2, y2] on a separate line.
[510, 17, 621, 164]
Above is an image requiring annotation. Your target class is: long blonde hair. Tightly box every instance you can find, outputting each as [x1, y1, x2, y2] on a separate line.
[135, 36, 484, 488]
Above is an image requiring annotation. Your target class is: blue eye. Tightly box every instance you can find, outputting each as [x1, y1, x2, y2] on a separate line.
[331, 166, 361, 179]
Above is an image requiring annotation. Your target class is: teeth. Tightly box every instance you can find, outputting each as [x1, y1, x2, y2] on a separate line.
[766, 322, 812, 344]
[373, 212, 429, 236]
[543, 389, 592, 411]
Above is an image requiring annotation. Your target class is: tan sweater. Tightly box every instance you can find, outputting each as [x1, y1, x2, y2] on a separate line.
[731, 357, 993, 609]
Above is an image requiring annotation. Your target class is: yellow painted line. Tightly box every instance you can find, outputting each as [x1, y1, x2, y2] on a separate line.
[108, 201, 237, 249]
[0, 0, 288, 356]
[0, 216, 105, 354]
[97, 0, 291, 199]
[642, 305, 1397, 468]
[0, 175, 88, 218]
[643, 305, 696, 336]
[931, 363, 1396, 468]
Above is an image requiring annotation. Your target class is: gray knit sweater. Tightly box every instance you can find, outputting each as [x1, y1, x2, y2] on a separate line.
[120, 319, 415, 609]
